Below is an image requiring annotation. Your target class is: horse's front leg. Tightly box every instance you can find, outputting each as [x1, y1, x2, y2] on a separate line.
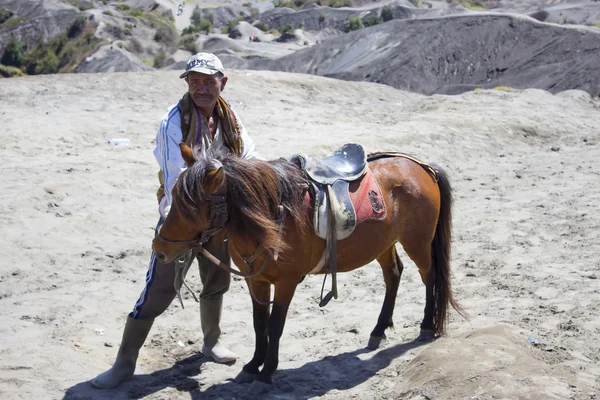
[235, 279, 270, 383]
[250, 278, 299, 393]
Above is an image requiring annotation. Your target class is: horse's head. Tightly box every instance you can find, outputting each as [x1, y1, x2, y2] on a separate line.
[152, 143, 227, 263]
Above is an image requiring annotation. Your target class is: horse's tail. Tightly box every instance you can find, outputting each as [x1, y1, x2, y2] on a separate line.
[431, 165, 467, 336]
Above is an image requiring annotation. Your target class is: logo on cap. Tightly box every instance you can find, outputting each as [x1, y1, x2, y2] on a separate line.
[187, 58, 209, 71]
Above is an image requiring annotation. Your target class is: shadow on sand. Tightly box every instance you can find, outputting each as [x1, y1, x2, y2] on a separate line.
[63, 339, 426, 399]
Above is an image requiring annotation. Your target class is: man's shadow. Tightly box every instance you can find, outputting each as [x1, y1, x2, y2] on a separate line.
[62, 353, 210, 400]
[63, 339, 426, 400]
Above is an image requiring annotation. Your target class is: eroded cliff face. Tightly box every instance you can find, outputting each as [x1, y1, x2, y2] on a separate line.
[0, 0, 79, 55]
[0, 0, 178, 74]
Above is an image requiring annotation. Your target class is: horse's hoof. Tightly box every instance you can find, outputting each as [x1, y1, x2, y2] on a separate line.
[367, 334, 386, 350]
[417, 329, 436, 342]
[248, 380, 271, 395]
[234, 370, 256, 383]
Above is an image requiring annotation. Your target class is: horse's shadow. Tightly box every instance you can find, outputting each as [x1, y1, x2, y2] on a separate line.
[62, 339, 426, 400]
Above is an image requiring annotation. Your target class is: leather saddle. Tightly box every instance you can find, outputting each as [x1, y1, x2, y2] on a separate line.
[295, 142, 368, 240]
[292, 142, 368, 306]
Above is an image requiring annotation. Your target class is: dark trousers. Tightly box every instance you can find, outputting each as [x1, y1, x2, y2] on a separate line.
[131, 221, 231, 320]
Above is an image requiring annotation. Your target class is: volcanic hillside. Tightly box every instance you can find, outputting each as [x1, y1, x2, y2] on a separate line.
[238, 13, 600, 96]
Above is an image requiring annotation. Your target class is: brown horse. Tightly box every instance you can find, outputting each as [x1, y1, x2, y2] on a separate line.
[152, 143, 463, 392]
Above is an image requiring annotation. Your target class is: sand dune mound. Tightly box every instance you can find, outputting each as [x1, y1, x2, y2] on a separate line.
[397, 325, 587, 399]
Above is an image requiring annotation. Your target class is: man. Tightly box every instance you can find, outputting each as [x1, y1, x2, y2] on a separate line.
[92, 53, 260, 389]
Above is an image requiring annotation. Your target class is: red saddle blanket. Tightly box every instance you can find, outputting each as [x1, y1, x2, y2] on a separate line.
[305, 167, 387, 226]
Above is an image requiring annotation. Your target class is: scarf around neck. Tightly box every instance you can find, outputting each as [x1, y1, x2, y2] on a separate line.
[156, 94, 243, 202]
[178, 93, 242, 155]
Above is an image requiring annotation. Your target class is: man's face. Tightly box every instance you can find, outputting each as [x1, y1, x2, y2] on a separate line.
[186, 72, 227, 109]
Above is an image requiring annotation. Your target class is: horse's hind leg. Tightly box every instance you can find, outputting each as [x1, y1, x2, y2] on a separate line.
[368, 245, 403, 349]
[402, 241, 436, 341]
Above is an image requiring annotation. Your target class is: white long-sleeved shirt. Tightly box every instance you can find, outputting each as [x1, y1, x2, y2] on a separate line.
[153, 102, 261, 218]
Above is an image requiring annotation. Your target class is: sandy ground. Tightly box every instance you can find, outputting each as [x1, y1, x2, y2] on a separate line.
[0, 70, 599, 400]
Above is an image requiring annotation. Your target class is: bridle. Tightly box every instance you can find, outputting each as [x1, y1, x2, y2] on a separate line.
[155, 192, 286, 307]
[155, 194, 228, 251]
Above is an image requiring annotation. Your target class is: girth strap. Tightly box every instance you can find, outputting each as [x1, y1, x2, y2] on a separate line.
[319, 185, 338, 307]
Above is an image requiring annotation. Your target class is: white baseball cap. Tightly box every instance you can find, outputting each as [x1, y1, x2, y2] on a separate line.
[180, 52, 225, 79]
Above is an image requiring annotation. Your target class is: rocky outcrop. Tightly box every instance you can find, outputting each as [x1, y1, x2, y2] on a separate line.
[0, 0, 78, 54]
[74, 44, 152, 73]
[0, 0, 181, 75]
[253, 3, 442, 32]
[193, 4, 247, 28]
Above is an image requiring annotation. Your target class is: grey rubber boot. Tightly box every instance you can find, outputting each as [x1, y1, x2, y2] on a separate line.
[91, 314, 154, 389]
[200, 297, 237, 363]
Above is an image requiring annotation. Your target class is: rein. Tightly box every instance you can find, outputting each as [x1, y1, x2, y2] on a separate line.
[155, 194, 228, 250]
[159, 192, 286, 308]
[155, 193, 227, 309]
[232, 205, 287, 306]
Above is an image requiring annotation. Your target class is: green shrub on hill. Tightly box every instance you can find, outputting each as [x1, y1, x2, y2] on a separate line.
[0, 63, 25, 78]
[273, 0, 298, 9]
[381, 6, 393, 22]
[362, 14, 383, 27]
[67, 0, 94, 11]
[154, 29, 165, 42]
[204, 10, 214, 24]
[1, 37, 25, 67]
[183, 6, 213, 34]
[68, 15, 87, 38]
[318, 0, 352, 7]
[179, 34, 199, 53]
[153, 49, 169, 68]
[221, 17, 244, 34]
[1, 16, 25, 29]
[182, 18, 212, 35]
[255, 20, 269, 31]
[454, 0, 488, 10]
[191, 5, 202, 26]
[346, 16, 363, 31]
[198, 19, 212, 33]
[0, 7, 13, 24]
[129, 8, 144, 18]
[280, 24, 294, 33]
[35, 50, 60, 74]
[273, 0, 351, 10]
[319, 12, 326, 25]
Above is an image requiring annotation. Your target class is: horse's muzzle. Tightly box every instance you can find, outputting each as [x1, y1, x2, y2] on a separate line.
[151, 236, 180, 264]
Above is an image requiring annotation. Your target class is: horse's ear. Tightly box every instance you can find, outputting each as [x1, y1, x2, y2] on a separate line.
[203, 161, 224, 195]
[179, 143, 196, 168]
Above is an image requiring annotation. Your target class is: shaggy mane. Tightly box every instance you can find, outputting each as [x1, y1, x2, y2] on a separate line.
[172, 146, 309, 253]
